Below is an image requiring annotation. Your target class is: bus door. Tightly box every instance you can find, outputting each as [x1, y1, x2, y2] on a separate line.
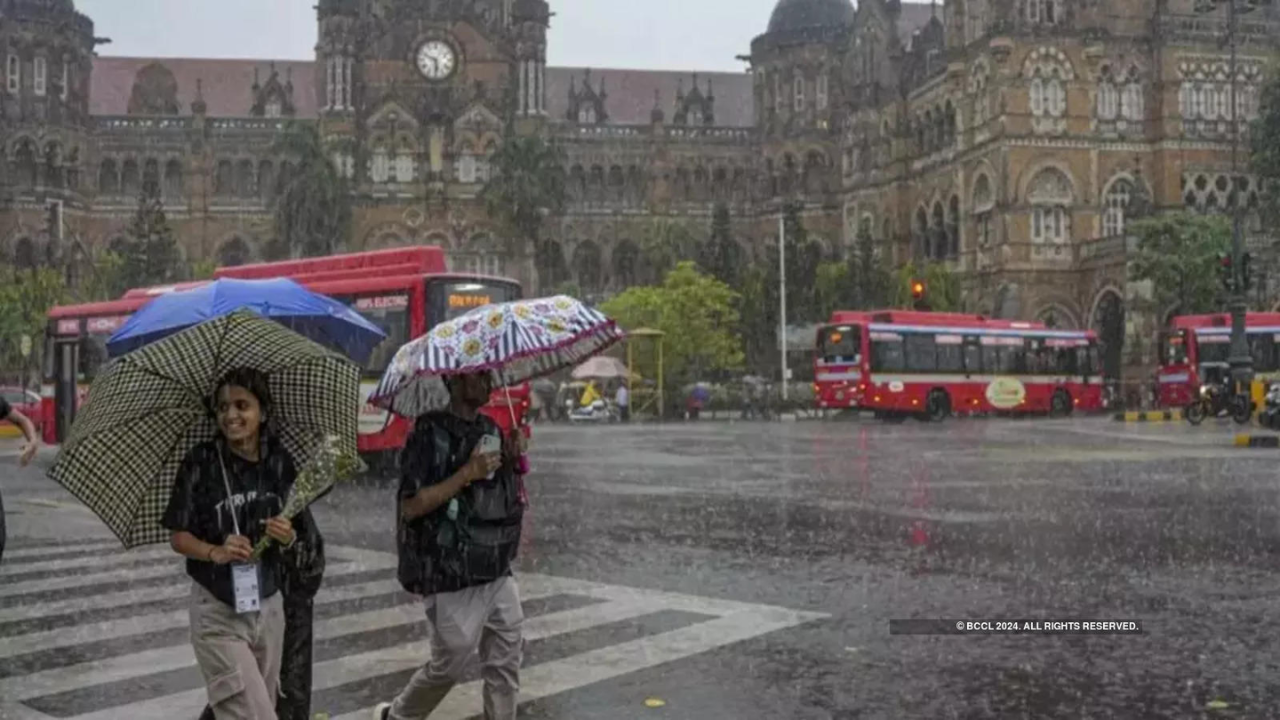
[53, 337, 80, 443]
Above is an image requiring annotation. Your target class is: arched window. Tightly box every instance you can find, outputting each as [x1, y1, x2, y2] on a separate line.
[394, 141, 415, 183]
[15, 141, 36, 187]
[1103, 179, 1133, 237]
[371, 144, 390, 183]
[948, 195, 961, 257]
[793, 74, 805, 112]
[142, 158, 160, 197]
[1026, 0, 1056, 24]
[915, 207, 929, 257]
[215, 160, 233, 196]
[164, 159, 183, 198]
[1120, 70, 1143, 121]
[121, 158, 140, 196]
[573, 240, 603, 292]
[98, 159, 118, 195]
[1030, 68, 1066, 118]
[1097, 69, 1119, 120]
[972, 174, 995, 247]
[1027, 167, 1073, 245]
[236, 159, 255, 196]
[13, 237, 34, 270]
[258, 160, 275, 201]
[931, 203, 946, 260]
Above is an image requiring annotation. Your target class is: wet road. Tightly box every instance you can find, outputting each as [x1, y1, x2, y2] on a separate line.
[4, 418, 1280, 719]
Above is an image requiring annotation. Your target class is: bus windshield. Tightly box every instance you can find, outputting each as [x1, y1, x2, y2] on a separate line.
[1162, 331, 1189, 365]
[1197, 336, 1231, 365]
[818, 325, 861, 363]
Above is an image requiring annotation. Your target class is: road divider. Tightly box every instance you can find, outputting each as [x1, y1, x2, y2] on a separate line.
[1234, 434, 1280, 448]
[1113, 410, 1182, 422]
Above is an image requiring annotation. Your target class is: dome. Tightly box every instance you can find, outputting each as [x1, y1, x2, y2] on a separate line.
[766, 0, 855, 34]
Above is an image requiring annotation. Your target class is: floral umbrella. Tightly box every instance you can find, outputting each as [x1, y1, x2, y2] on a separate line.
[370, 295, 623, 418]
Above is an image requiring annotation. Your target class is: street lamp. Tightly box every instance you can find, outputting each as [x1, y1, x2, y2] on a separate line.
[1193, 0, 1269, 398]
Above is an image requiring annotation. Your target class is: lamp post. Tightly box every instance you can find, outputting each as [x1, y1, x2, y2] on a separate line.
[1194, 0, 1266, 398]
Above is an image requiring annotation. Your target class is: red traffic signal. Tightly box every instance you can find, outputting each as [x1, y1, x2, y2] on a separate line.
[911, 280, 926, 300]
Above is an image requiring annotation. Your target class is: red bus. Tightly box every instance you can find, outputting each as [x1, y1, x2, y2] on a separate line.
[1157, 312, 1280, 408]
[42, 246, 530, 458]
[813, 310, 1103, 420]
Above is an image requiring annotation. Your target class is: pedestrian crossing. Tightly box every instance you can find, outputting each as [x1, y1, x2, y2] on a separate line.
[0, 541, 827, 720]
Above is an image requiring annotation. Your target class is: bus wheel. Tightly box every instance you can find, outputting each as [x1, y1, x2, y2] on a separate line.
[1050, 390, 1072, 418]
[925, 390, 951, 422]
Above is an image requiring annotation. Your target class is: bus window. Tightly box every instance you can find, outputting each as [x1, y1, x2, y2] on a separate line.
[818, 325, 861, 364]
[936, 336, 964, 372]
[904, 334, 937, 371]
[871, 335, 905, 371]
[1198, 337, 1231, 364]
[963, 340, 982, 374]
[346, 297, 411, 376]
[1249, 334, 1274, 373]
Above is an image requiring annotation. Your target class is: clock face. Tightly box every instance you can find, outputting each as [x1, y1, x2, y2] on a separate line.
[416, 41, 457, 80]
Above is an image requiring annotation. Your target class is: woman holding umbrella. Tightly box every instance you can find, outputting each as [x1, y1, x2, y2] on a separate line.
[164, 367, 298, 719]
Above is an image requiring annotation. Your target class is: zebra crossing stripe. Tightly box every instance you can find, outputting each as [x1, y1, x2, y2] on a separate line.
[1, 540, 117, 561]
[0, 546, 175, 577]
[0, 561, 394, 624]
[0, 545, 828, 719]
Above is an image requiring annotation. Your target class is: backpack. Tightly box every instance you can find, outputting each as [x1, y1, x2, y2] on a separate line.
[396, 413, 524, 596]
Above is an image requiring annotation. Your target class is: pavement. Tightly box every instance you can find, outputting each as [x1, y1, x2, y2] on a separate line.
[3, 417, 1280, 719]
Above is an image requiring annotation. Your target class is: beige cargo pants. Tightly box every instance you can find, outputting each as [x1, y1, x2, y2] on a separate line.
[389, 576, 524, 720]
[189, 581, 286, 720]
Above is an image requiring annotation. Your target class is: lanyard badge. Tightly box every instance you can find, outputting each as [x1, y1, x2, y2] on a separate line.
[232, 564, 260, 614]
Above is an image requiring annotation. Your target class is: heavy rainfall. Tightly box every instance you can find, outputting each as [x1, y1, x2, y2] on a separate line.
[3, 0, 1280, 718]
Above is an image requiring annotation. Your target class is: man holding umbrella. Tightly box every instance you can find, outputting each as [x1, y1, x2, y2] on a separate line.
[369, 294, 623, 720]
[375, 371, 527, 720]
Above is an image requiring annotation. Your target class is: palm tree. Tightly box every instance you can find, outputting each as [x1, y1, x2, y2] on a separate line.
[481, 135, 567, 289]
[270, 121, 352, 259]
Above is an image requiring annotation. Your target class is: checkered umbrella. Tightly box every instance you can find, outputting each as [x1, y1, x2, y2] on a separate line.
[370, 295, 623, 418]
[47, 309, 361, 549]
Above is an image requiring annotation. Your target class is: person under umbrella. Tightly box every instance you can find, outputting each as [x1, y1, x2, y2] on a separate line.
[369, 295, 622, 720]
[48, 309, 363, 720]
[165, 368, 298, 720]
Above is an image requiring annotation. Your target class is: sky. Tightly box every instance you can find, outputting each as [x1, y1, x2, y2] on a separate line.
[75, 0, 782, 72]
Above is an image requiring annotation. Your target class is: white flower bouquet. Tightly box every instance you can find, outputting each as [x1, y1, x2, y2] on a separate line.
[251, 434, 366, 561]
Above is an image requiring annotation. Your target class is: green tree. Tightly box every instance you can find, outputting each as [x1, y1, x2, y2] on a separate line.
[814, 261, 850, 320]
[601, 262, 743, 389]
[737, 261, 780, 376]
[0, 267, 68, 383]
[1128, 212, 1231, 315]
[112, 193, 182, 291]
[849, 225, 892, 309]
[698, 203, 743, 287]
[482, 134, 567, 285]
[74, 249, 127, 301]
[269, 121, 352, 260]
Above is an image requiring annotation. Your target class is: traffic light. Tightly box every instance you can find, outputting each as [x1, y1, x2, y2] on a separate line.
[911, 279, 928, 310]
[1220, 253, 1234, 292]
[1242, 252, 1253, 291]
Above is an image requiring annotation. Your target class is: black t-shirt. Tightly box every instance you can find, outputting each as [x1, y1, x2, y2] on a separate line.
[162, 437, 295, 608]
[0, 396, 11, 419]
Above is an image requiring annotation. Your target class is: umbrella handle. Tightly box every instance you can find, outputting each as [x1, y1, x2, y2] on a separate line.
[493, 369, 519, 431]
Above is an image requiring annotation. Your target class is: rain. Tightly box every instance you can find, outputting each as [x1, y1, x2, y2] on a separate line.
[4, 0, 1280, 718]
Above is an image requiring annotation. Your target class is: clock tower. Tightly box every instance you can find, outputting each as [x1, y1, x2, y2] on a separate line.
[315, 0, 549, 284]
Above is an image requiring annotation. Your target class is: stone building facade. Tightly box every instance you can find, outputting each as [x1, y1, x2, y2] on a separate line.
[1, 0, 1278, 380]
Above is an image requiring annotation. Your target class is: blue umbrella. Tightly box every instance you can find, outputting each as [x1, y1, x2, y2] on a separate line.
[107, 278, 387, 362]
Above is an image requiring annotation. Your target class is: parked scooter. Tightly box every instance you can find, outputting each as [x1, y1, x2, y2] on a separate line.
[1258, 383, 1280, 430]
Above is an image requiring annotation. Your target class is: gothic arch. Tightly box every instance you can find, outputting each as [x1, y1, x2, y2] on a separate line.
[1089, 286, 1126, 380]
[1022, 46, 1076, 81]
[98, 158, 119, 194]
[612, 239, 641, 289]
[12, 236, 35, 269]
[364, 223, 414, 249]
[1019, 162, 1076, 204]
[573, 240, 603, 293]
[1033, 301, 1080, 329]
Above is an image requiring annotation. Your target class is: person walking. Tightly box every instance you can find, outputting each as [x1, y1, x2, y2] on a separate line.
[0, 393, 38, 565]
[615, 381, 630, 423]
[374, 371, 527, 720]
[163, 368, 296, 720]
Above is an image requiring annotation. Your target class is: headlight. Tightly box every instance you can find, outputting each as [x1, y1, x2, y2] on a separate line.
[1200, 385, 1210, 397]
